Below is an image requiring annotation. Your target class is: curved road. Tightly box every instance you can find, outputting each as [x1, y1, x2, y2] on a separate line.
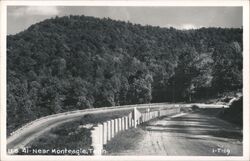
[7, 103, 173, 150]
[7, 103, 228, 153]
[7, 105, 133, 150]
[108, 109, 242, 156]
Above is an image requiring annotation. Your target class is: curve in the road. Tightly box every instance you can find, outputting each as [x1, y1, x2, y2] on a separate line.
[7, 103, 227, 151]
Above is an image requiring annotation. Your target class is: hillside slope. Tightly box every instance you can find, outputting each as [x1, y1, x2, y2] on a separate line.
[7, 15, 242, 134]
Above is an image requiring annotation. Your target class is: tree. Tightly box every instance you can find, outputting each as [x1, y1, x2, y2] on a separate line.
[6, 15, 243, 134]
[169, 47, 200, 101]
[212, 42, 242, 93]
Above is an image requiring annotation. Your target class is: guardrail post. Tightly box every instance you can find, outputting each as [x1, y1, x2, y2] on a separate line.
[114, 119, 118, 134]
[121, 117, 125, 131]
[128, 117, 131, 128]
[118, 118, 122, 131]
[134, 107, 137, 128]
[111, 120, 115, 138]
[98, 124, 103, 148]
[91, 124, 103, 155]
[107, 121, 111, 141]
[125, 116, 128, 130]
[128, 112, 132, 127]
[103, 122, 107, 145]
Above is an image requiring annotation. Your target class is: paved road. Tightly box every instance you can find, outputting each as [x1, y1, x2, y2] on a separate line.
[7, 103, 176, 150]
[110, 109, 242, 156]
[7, 106, 132, 150]
[7, 103, 227, 153]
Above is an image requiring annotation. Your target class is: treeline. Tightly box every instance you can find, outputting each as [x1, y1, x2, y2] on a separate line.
[7, 15, 242, 134]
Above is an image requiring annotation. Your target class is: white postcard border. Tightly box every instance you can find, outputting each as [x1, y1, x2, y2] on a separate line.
[0, 0, 249, 161]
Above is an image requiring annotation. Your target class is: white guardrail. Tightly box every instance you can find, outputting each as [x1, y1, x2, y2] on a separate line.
[89, 103, 228, 155]
[8, 103, 228, 150]
[8, 103, 176, 137]
[90, 106, 181, 155]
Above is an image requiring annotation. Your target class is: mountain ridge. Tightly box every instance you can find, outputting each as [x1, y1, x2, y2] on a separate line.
[7, 15, 243, 135]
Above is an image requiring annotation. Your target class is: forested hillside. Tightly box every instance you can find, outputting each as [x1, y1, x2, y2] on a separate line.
[7, 15, 242, 134]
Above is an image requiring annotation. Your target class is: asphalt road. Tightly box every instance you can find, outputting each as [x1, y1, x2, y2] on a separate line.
[6, 103, 228, 153]
[7, 106, 132, 150]
[110, 109, 242, 156]
[7, 103, 174, 150]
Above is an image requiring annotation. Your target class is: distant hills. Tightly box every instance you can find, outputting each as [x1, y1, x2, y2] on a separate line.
[7, 15, 242, 134]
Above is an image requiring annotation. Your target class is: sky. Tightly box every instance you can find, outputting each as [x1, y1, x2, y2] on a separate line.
[7, 6, 242, 35]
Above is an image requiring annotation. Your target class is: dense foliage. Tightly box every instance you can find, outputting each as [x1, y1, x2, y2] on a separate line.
[7, 15, 242, 134]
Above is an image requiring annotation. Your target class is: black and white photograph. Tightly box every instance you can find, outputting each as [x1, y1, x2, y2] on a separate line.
[0, 0, 249, 161]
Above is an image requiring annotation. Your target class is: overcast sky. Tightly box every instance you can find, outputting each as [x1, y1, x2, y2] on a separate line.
[7, 6, 242, 35]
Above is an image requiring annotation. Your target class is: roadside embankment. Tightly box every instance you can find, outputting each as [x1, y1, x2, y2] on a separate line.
[218, 96, 243, 127]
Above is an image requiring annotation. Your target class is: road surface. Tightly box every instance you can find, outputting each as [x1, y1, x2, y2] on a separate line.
[7, 103, 176, 150]
[7, 103, 227, 153]
[109, 109, 242, 156]
[7, 105, 132, 150]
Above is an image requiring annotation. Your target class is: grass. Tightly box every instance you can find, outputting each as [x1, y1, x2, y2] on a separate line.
[18, 121, 92, 155]
[104, 127, 145, 155]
